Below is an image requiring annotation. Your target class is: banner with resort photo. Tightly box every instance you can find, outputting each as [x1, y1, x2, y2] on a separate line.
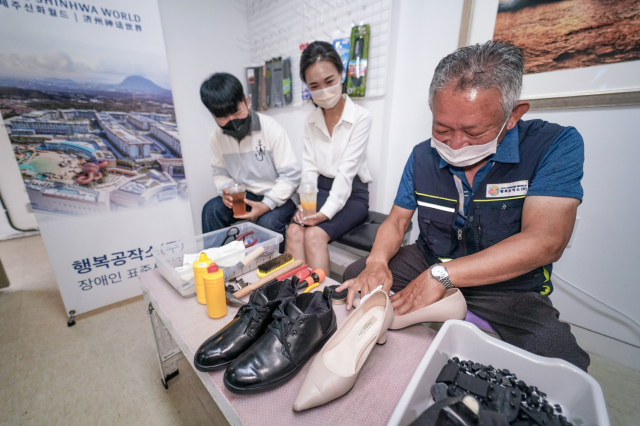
[0, 0, 194, 316]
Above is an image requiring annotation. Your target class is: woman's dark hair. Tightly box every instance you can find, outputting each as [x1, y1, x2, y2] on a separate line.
[200, 72, 245, 118]
[299, 41, 344, 83]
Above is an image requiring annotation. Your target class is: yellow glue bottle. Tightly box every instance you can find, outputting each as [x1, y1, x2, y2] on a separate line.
[203, 263, 227, 319]
[193, 252, 212, 305]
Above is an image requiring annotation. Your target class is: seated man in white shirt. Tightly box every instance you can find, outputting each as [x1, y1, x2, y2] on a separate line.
[200, 73, 301, 244]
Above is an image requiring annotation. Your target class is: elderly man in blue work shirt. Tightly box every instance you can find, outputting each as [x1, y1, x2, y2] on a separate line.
[339, 41, 590, 371]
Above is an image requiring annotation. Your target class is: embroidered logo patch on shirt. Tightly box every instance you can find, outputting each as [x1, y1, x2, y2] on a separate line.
[486, 180, 528, 198]
[255, 139, 265, 161]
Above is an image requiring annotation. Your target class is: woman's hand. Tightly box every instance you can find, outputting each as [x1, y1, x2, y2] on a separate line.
[302, 212, 328, 227]
[293, 206, 305, 226]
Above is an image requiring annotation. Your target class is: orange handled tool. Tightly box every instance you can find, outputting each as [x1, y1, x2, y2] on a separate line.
[294, 268, 311, 281]
[278, 264, 308, 281]
[301, 269, 326, 293]
[233, 260, 303, 299]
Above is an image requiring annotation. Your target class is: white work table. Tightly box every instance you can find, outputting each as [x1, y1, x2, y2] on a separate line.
[140, 269, 437, 426]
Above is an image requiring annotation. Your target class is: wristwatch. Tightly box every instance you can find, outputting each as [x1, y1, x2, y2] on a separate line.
[430, 264, 455, 290]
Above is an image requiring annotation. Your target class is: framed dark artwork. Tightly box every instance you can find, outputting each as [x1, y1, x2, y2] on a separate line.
[459, 0, 640, 109]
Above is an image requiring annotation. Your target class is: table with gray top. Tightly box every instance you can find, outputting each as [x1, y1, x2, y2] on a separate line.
[140, 269, 437, 426]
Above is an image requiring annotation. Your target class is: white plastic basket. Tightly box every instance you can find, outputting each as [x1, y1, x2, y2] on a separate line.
[154, 223, 283, 297]
[388, 320, 609, 426]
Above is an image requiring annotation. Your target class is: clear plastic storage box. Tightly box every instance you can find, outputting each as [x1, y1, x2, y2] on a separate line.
[388, 320, 609, 426]
[154, 222, 283, 297]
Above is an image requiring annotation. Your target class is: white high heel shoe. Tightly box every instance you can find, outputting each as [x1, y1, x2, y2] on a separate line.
[352, 288, 467, 329]
[292, 286, 394, 412]
[389, 288, 467, 329]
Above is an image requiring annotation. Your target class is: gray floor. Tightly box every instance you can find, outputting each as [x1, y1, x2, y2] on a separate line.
[0, 235, 638, 426]
[0, 235, 229, 426]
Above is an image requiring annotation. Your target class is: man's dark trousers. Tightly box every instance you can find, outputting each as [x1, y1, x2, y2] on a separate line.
[343, 244, 590, 372]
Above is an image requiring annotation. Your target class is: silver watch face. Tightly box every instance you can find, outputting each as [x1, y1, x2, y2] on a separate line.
[431, 265, 447, 279]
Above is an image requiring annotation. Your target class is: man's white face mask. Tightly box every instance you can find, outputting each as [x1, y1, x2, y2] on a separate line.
[431, 118, 509, 168]
[310, 81, 342, 109]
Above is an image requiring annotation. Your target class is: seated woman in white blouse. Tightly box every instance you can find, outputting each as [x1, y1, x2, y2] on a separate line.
[287, 41, 373, 274]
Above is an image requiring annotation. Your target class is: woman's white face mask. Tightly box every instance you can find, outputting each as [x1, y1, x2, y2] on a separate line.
[310, 81, 342, 109]
[431, 119, 509, 167]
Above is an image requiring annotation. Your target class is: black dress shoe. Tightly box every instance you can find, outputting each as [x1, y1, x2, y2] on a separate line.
[193, 278, 296, 372]
[223, 288, 337, 394]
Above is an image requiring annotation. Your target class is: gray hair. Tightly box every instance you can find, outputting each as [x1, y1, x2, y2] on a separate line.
[428, 41, 524, 118]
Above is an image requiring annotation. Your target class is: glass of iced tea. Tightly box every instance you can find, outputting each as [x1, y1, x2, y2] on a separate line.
[228, 184, 247, 216]
[298, 181, 318, 217]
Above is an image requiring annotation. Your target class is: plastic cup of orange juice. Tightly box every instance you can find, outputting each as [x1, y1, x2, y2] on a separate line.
[298, 181, 318, 217]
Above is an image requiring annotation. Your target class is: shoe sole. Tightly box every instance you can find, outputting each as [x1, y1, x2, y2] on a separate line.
[223, 323, 338, 394]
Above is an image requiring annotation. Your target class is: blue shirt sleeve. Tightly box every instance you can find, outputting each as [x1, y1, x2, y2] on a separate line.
[394, 152, 418, 210]
[528, 127, 584, 201]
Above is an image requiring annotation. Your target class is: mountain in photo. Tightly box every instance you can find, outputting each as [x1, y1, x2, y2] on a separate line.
[118, 76, 169, 93]
[0, 75, 173, 102]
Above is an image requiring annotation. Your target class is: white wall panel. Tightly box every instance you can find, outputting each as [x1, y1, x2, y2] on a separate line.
[157, 0, 252, 234]
[526, 106, 640, 348]
[246, 0, 392, 101]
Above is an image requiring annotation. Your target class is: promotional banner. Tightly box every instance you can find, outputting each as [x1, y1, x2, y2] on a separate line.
[0, 0, 195, 316]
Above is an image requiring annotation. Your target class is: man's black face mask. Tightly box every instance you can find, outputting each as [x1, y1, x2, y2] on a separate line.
[220, 110, 252, 141]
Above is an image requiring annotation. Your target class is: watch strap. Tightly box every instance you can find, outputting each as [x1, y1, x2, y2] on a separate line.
[431, 264, 455, 290]
[439, 275, 454, 290]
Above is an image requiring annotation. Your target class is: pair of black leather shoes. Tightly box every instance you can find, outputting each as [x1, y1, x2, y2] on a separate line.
[194, 279, 337, 395]
[224, 287, 337, 394]
[194, 278, 297, 372]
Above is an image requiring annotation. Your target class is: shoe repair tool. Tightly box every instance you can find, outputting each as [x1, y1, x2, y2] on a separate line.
[236, 231, 255, 247]
[260, 264, 310, 291]
[351, 36, 365, 87]
[222, 226, 240, 245]
[295, 268, 311, 278]
[236, 278, 248, 289]
[233, 259, 304, 299]
[203, 263, 227, 318]
[222, 227, 255, 247]
[326, 284, 348, 304]
[295, 269, 314, 291]
[236, 231, 257, 248]
[277, 264, 309, 280]
[265, 58, 273, 107]
[193, 252, 213, 305]
[270, 57, 284, 108]
[256, 253, 294, 278]
[301, 269, 326, 293]
[346, 24, 370, 98]
[223, 246, 265, 281]
[225, 291, 246, 307]
[293, 268, 311, 287]
[282, 57, 292, 105]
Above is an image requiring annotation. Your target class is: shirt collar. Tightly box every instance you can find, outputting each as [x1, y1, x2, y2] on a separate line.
[340, 95, 356, 124]
[491, 125, 519, 163]
[249, 109, 261, 132]
[308, 94, 355, 128]
[437, 124, 520, 169]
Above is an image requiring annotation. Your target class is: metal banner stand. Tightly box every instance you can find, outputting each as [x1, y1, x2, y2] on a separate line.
[144, 289, 182, 389]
